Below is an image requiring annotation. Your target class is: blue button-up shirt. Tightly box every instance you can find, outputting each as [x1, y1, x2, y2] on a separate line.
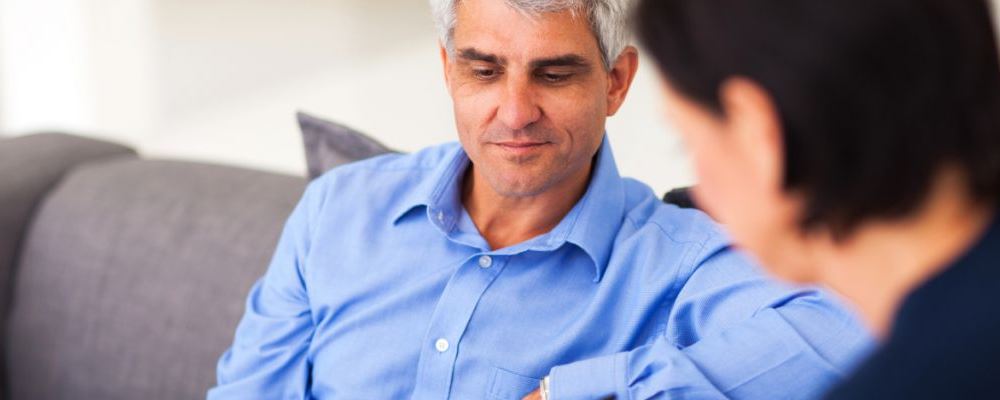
[209, 137, 870, 400]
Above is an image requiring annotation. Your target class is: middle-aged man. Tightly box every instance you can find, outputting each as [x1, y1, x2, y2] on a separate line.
[209, 0, 870, 399]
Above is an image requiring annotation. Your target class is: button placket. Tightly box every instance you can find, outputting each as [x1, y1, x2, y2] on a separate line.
[410, 254, 510, 399]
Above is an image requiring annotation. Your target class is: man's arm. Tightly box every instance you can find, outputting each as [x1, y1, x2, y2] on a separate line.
[543, 246, 872, 400]
[207, 181, 324, 399]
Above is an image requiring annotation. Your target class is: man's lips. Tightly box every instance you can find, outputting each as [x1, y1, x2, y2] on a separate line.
[494, 141, 550, 148]
[492, 141, 551, 156]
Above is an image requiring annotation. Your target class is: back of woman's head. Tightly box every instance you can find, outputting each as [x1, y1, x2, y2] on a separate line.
[637, 0, 1000, 236]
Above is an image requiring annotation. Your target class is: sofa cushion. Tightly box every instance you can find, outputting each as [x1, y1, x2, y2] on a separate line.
[298, 111, 395, 179]
[0, 133, 135, 297]
[0, 133, 136, 397]
[6, 158, 306, 400]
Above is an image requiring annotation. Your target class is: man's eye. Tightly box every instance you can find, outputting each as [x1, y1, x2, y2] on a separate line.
[473, 68, 499, 80]
[539, 72, 572, 83]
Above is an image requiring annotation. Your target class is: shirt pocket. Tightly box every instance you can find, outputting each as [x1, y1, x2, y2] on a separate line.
[488, 366, 542, 400]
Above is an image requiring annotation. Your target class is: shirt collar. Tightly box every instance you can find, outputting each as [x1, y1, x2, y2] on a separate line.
[559, 135, 626, 282]
[391, 136, 626, 282]
[390, 143, 468, 230]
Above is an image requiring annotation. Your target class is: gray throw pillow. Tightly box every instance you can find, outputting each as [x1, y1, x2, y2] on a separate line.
[297, 111, 396, 179]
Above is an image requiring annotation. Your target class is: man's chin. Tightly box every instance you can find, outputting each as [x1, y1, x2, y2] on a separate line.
[484, 174, 553, 199]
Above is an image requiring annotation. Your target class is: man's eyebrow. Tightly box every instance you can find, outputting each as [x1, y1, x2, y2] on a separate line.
[458, 48, 503, 65]
[530, 54, 591, 69]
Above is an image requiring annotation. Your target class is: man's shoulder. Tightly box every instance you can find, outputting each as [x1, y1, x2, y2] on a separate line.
[299, 142, 461, 218]
[308, 142, 459, 195]
[619, 179, 731, 254]
[601, 179, 745, 290]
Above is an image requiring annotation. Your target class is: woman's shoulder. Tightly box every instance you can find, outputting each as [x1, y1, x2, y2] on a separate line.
[825, 218, 1000, 400]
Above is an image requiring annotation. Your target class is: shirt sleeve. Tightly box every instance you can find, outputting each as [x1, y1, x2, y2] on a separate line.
[547, 244, 872, 400]
[207, 180, 325, 400]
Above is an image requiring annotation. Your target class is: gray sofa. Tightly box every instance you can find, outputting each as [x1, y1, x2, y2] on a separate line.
[0, 132, 698, 400]
[0, 133, 308, 399]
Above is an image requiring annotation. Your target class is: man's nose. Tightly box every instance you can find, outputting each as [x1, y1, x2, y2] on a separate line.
[497, 77, 542, 130]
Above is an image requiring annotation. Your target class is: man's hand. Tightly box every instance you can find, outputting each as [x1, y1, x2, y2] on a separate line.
[522, 388, 542, 400]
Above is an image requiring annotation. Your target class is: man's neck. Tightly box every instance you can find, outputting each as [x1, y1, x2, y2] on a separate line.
[820, 170, 995, 337]
[462, 163, 593, 250]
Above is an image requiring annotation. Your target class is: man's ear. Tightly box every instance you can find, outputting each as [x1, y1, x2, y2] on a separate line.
[606, 46, 640, 116]
[439, 44, 452, 90]
[719, 77, 785, 192]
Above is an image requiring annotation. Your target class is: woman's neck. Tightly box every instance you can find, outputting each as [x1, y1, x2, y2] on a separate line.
[820, 170, 995, 337]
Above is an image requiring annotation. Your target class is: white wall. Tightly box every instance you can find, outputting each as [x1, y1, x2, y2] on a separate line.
[996, 0, 1000, 35]
[0, 0, 157, 144]
[0, 0, 693, 194]
[1, 0, 98, 134]
[141, 0, 692, 192]
[4, 1, 1000, 194]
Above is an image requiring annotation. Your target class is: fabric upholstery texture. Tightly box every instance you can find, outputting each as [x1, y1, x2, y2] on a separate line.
[0, 133, 136, 398]
[0, 133, 135, 298]
[6, 158, 305, 400]
[298, 111, 395, 179]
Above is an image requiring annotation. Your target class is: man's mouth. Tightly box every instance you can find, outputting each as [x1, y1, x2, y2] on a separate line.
[493, 141, 551, 156]
[495, 141, 550, 148]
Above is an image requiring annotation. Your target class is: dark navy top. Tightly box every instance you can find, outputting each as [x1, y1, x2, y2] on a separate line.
[826, 210, 1000, 399]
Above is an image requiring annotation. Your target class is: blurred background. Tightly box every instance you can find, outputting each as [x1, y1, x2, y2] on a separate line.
[1, 2, 999, 399]
[1, 0, 999, 194]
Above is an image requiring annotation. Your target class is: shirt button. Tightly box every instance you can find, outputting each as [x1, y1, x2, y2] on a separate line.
[436, 211, 445, 223]
[434, 338, 449, 353]
[478, 255, 493, 269]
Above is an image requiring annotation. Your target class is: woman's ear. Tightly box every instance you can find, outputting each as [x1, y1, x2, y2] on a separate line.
[719, 77, 785, 191]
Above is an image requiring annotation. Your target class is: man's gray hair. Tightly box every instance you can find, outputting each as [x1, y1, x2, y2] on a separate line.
[429, 0, 631, 70]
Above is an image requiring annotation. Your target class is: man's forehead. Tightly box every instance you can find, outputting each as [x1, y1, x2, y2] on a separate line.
[452, 0, 602, 65]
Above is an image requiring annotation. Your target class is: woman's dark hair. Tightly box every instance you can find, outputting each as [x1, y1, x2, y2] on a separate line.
[637, 0, 1000, 236]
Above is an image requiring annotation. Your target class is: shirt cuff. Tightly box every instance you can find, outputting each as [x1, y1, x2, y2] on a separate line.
[548, 352, 628, 400]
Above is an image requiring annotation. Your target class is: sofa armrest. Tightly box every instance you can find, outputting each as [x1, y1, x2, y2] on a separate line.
[0, 132, 136, 305]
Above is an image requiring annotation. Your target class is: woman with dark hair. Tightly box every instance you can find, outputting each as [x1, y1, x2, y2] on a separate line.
[635, 0, 1000, 397]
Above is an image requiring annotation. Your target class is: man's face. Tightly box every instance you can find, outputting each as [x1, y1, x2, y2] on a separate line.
[443, 0, 615, 197]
